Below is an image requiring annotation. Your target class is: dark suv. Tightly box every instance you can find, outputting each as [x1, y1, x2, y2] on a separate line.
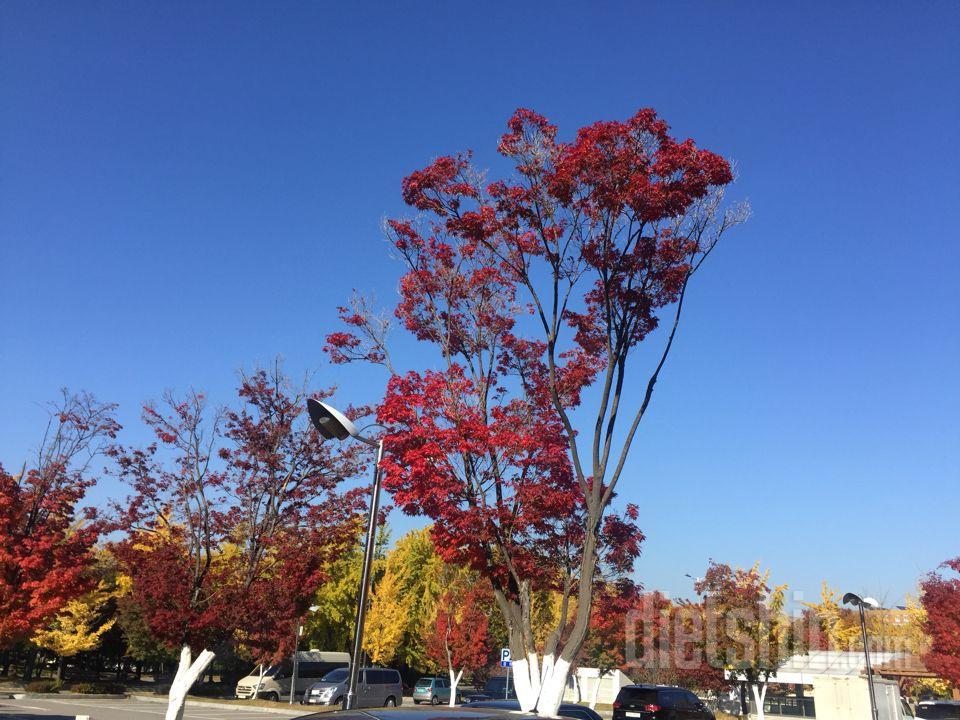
[466, 676, 517, 701]
[613, 685, 714, 720]
[917, 701, 960, 720]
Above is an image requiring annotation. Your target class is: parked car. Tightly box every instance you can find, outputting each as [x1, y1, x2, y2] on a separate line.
[413, 676, 459, 704]
[302, 666, 403, 707]
[466, 699, 603, 720]
[235, 650, 349, 701]
[465, 676, 516, 701]
[613, 685, 715, 720]
[917, 701, 960, 720]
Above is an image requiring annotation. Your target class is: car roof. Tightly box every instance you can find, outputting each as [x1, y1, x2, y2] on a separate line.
[464, 700, 602, 718]
[621, 684, 689, 691]
[296, 708, 526, 720]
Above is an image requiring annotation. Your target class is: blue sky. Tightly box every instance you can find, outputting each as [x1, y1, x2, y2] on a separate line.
[1, 1, 958, 606]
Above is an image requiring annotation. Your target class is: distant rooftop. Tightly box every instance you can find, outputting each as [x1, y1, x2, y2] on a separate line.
[729, 651, 909, 684]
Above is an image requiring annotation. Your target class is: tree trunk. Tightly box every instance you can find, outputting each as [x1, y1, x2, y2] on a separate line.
[448, 667, 463, 707]
[55, 656, 65, 683]
[751, 682, 767, 720]
[252, 664, 267, 700]
[21, 648, 36, 683]
[589, 671, 603, 709]
[164, 645, 215, 720]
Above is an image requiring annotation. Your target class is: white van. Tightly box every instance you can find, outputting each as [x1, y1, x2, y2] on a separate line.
[235, 650, 349, 702]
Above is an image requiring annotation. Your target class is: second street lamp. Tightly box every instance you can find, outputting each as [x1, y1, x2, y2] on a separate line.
[306, 399, 382, 711]
[289, 604, 321, 704]
[843, 592, 880, 720]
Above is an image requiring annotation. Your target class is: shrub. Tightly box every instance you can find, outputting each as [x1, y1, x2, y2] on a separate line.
[25, 679, 61, 693]
[67, 681, 126, 694]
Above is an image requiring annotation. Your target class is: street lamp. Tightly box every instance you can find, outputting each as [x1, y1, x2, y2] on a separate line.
[289, 604, 321, 705]
[306, 399, 383, 711]
[843, 592, 880, 720]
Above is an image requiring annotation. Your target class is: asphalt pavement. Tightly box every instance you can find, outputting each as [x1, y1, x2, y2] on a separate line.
[0, 697, 311, 720]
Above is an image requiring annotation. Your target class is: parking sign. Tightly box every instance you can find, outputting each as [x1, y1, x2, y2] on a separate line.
[500, 647, 512, 667]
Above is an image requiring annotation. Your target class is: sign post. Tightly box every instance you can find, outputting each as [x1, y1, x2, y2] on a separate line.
[499, 648, 512, 699]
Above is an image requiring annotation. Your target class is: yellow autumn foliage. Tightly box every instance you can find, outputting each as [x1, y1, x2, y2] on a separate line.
[33, 582, 117, 658]
[363, 569, 408, 665]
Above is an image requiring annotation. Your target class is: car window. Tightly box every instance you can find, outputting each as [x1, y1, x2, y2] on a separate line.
[617, 688, 659, 705]
[661, 690, 685, 708]
[685, 691, 701, 708]
[321, 668, 348, 683]
[416, 678, 433, 688]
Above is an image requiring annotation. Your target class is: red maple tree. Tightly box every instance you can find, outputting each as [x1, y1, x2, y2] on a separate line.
[921, 557, 960, 686]
[327, 107, 745, 712]
[0, 391, 118, 650]
[110, 365, 366, 710]
[579, 583, 727, 703]
[426, 582, 491, 705]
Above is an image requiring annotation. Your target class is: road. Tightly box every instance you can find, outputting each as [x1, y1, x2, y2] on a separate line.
[0, 697, 312, 720]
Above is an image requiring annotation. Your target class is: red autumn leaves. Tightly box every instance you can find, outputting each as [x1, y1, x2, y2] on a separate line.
[0, 392, 119, 648]
[106, 368, 368, 665]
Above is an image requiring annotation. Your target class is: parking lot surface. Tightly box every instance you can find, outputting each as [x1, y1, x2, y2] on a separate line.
[0, 697, 310, 720]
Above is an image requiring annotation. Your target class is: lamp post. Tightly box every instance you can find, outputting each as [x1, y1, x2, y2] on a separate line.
[307, 399, 383, 711]
[289, 604, 321, 705]
[843, 592, 880, 720]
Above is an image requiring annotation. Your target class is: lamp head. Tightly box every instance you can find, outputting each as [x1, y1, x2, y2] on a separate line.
[843, 592, 880, 609]
[307, 399, 358, 441]
[842, 592, 862, 606]
[306, 399, 377, 447]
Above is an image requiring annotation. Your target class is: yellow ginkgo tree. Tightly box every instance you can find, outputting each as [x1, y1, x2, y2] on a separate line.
[803, 583, 863, 650]
[363, 568, 409, 665]
[33, 582, 117, 681]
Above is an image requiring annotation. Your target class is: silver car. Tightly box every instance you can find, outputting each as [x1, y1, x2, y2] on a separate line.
[302, 667, 403, 707]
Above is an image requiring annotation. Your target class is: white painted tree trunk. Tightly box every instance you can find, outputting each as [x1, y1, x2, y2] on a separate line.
[448, 667, 463, 707]
[589, 671, 603, 710]
[535, 655, 571, 717]
[512, 652, 573, 716]
[164, 645, 216, 720]
[750, 682, 768, 720]
[513, 654, 541, 712]
[251, 664, 267, 700]
[571, 672, 581, 703]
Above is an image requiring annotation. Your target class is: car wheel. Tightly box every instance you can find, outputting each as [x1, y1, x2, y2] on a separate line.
[431, 695, 440, 705]
[413, 700, 421, 705]
[264, 692, 279, 702]
[333, 697, 343, 706]
[386, 697, 397, 707]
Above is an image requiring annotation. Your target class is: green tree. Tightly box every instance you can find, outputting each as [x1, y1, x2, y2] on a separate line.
[383, 528, 445, 669]
[304, 527, 389, 654]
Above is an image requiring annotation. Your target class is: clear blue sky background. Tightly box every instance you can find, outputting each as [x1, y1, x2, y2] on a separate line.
[2, 1, 958, 607]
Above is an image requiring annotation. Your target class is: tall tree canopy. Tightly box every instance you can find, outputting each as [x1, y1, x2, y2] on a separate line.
[326, 107, 745, 713]
[110, 365, 367, 719]
[427, 579, 491, 706]
[695, 562, 794, 720]
[921, 558, 960, 686]
[0, 391, 118, 648]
